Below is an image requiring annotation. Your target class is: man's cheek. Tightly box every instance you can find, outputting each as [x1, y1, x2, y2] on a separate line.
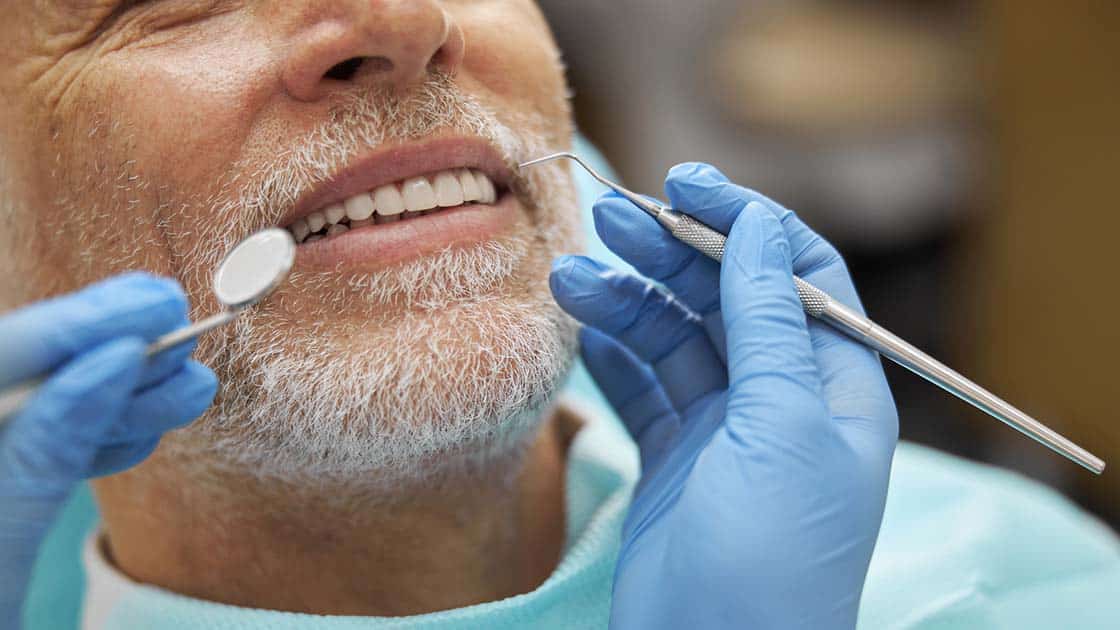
[458, 6, 568, 118]
[28, 69, 227, 290]
[103, 51, 269, 189]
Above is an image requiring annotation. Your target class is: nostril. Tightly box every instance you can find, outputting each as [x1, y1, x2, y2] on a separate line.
[324, 57, 365, 81]
[323, 56, 395, 82]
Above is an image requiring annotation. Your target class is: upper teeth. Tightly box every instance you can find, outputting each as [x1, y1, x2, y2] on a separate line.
[289, 168, 499, 244]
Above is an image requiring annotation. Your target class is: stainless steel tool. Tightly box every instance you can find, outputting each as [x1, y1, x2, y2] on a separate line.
[0, 228, 296, 424]
[521, 152, 1105, 475]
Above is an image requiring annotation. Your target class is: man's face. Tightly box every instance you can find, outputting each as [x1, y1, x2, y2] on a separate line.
[0, 1, 581, 485]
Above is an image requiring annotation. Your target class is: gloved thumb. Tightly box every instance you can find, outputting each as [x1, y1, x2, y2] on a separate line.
[720, 202, 829, 450]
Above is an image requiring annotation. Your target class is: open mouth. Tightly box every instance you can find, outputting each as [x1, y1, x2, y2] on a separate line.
[286, 168, 504, 245]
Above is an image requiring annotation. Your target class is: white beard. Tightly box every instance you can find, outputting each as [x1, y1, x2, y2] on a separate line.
[169, 236, 580, 490]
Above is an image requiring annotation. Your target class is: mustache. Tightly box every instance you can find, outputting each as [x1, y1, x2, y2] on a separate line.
[217, 71, 548, 236]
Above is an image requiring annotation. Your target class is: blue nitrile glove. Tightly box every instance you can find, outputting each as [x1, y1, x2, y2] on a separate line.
[0, 273, 218, 629]
[550, 163, 898, 629]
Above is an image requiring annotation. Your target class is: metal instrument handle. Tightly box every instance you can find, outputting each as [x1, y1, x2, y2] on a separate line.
[665, 211, 1104, 474]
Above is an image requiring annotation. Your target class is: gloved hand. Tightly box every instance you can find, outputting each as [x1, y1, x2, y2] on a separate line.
[0, 273, 218, 629]
[550, 163, 898, 629]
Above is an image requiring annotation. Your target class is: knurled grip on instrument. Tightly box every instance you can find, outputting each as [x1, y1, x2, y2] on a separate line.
[668, 212, 830, 317]
[670, 213, 727, 261]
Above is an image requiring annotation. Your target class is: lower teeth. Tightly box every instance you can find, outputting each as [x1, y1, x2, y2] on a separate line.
[295, 203, 475, 244]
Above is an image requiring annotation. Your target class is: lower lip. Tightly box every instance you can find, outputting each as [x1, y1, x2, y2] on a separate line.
[294, 192, 521, 271]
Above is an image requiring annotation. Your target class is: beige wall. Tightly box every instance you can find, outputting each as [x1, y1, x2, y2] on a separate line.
[968, 1, 1120, 519]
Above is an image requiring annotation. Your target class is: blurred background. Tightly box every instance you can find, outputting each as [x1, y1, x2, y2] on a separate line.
[537, 0, 1119, 525]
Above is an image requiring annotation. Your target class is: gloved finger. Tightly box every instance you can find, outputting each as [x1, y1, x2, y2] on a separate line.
[666, 162, 857, 309]
[88, 436, 162, 478]
[0, 272, 189, 388]
[720, 203, 832, 451]
[593, 193, 728, 363]
[551, 255, 727, 413]
[594, 192, 722, 316]
[662, 164, 782, 363]
[664, 162, 860, 320]
[137, 339, 200, 390]
[592, 164, 795, 362]
[0, 337, 145, 483]
[106, 360, 218, 442]
[773, 215, 898, 467]
[663, 162, 788, 232]
[664, 164, 896, 459]
[661, 164, 832, 368]
[580, 326, 679, 473]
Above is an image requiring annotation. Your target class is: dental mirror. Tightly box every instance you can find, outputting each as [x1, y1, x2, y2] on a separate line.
[0, 228, 296, 422]
[145, 227, 296, 355]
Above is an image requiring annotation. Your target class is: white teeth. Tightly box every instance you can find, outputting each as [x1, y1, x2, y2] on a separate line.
[290, 218, 310, 242]
[401, 177, 438, 211]
[459, 169, 482, 202]
[306, 211, 326, 233]
[433, 172, 465, 207]
[344, 193, 375, 221]
[372, 184, 405, 216]
[324, 203, 346, 225]
[475, 172, 496, 204]
[291, 168, 501, 244]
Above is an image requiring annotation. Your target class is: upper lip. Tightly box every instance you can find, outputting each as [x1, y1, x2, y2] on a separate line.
[278, 135, 518, 228]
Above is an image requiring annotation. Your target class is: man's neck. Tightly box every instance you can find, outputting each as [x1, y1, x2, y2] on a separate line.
[91, 411, 575, 616]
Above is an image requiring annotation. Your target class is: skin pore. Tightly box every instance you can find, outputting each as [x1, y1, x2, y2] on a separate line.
[0, 0, 584, 615]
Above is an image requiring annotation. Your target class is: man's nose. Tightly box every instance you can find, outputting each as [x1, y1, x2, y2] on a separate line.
[281, 0, 466, 102]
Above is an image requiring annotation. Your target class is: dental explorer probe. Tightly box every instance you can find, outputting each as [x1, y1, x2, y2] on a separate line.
[520, 152, 1106, 475]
